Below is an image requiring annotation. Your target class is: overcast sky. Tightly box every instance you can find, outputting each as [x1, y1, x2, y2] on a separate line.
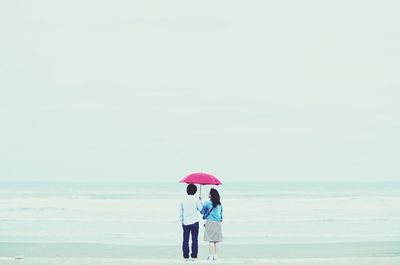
[0, 1, 399, 182]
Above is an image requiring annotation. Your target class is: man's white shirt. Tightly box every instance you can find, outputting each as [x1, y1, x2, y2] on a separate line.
[179, 195, 203, 225]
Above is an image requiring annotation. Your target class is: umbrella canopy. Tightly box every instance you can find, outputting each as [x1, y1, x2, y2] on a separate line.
[179, 172, 222, 185]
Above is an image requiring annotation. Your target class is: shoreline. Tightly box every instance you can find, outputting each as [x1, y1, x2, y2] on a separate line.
[1, 241, 399, 259]
[1, 257, 400, 265]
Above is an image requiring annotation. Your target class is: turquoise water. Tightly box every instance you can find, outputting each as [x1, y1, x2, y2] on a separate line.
[0, 181, 399, 246]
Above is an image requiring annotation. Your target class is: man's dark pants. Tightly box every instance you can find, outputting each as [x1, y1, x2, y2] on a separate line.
[182, 222, 199, 259]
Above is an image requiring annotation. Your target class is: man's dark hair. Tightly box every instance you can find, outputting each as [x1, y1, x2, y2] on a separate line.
[186, 184, 197, 195]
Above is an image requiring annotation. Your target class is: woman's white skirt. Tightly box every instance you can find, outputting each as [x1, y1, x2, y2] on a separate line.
[203, 220, 223, 242]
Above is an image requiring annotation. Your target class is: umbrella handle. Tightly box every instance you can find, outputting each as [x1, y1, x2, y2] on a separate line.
[199, 185, 202, 200]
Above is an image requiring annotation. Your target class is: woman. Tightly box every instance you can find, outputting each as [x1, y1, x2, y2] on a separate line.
[201, 188, 223, 261]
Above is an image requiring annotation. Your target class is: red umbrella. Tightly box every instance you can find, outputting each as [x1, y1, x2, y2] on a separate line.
[179, 172, 222, 197]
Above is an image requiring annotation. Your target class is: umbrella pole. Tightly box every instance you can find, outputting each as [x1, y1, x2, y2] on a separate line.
[199, 185, 202, 199]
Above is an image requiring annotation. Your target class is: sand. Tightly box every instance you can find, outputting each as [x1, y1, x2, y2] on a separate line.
[1, 241, 399, 264]
[1, 257, 400, 265]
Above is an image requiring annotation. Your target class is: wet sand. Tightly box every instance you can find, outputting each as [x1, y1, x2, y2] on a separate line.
[1, 241, 399, 264]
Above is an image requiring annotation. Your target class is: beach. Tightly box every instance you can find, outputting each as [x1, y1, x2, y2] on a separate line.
[2, 0, 400, 263]
[0, 181, 399, 264]
[1, 242, 400, 264]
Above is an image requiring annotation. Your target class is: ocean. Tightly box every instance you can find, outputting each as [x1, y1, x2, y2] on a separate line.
[0, 181, 399, 247]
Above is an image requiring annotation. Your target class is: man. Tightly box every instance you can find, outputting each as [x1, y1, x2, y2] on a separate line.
[179, 184, 203, 261]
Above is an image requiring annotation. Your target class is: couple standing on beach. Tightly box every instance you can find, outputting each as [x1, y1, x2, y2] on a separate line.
[179, 184, 223, 261]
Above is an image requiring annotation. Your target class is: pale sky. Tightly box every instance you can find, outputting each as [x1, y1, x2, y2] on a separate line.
[0, 1, 399, 182]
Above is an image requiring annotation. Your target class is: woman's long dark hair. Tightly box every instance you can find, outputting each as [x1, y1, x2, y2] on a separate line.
[209, 188, 221, 208]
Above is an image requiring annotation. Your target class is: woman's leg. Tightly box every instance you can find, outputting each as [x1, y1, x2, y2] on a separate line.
[208, 242, 214, 256]
[214, 242, 218, 255]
